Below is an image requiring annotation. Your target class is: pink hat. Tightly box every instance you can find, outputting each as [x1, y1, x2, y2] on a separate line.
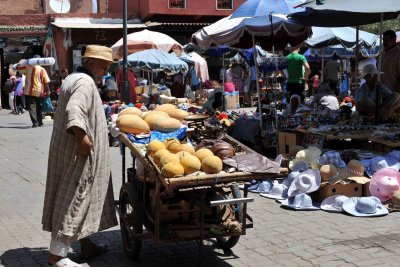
[369, 168, 400, 202]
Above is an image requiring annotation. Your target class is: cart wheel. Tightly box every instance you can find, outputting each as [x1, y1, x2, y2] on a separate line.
[216, 184, 243, 249]
[119, 182, 143, 259]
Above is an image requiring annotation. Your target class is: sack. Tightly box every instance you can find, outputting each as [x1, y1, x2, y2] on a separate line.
[42, 96, 54, 113]
[3, 79, 16, 94]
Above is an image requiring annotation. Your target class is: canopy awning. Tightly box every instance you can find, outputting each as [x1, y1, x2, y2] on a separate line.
[51, 17, 147, 29]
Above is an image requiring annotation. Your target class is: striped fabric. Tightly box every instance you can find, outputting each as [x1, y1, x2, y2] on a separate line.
[23, 65, 50, 97]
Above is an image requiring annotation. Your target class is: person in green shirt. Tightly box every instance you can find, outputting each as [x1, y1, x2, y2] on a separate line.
[286, 45, 310, 102]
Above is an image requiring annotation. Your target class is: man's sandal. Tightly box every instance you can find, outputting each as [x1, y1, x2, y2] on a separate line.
[49, 258, 82, 267]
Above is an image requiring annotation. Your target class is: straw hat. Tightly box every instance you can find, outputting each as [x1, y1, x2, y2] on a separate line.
[320, 195, 349, 213]
[342, 197, 388, 217]
[280, 193, 320, 211]
[337, 159, 365, 181]
[320, 164, 342, 185]
[83, 45, 113, 62]
[287, 169, 321, 197]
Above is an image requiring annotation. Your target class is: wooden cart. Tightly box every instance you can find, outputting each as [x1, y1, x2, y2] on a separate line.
[116, 133, 287, 260]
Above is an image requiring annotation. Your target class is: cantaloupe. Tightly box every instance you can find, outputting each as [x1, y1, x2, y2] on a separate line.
[163, 138, 180, 147]
[116, 114, 149, 134]
[159, 153, 180, 168]
[147, 140, 166, 157]
[194, 148, 214, 162]
[180, 143, 195, 154]
[201, 155, 223, 174]
[161, 162, 184, 178]
[143, 110, 169, 119]
[181, 155, 201, 175]
[167, 142, 182, 154]
[153, 118, 181, 133]
[118, 107, 143, 118]
[167, 109, 189, 121]
[153, 149, 171, 166]
[176, 151, 192, 160]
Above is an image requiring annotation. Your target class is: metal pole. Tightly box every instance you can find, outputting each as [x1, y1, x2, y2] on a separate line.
[122, 0, 130, 104]
[376, 13, 383, 124]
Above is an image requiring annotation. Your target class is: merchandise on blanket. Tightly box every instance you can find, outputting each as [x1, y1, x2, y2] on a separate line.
[281, 193, 320, 211]
[342, 196, 388, 217]
[369, 168, 400, 202]
[320, 195, 349, 213]
[362, 155, 400, 177]
[288, 169, 321, 197]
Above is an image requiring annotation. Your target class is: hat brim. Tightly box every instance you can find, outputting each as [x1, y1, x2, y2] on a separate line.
[287, 169, 321, 197]
[280, 197, 320, 211]
[260, 192, 287, 200]
[342, 197, 388, 217]
[347, 176, 371, 184]
[320, 194, 349, 212]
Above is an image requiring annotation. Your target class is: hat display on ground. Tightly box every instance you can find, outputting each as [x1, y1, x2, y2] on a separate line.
[281, 171, 301, 188]
[320, 195, 349, 212]
[337, 159, 366, 181]
[260, 181, 288, 200]
[248, 180, 274, 193]
[290, 160, 309, 173]
[369, 168, 400, 202]
[318, 151, 346, 168]
[320, 164, 343, 185]
[280, 193, 320, 211]
[362, 155, 400, 177]
[288, 169, 321, 197]
[342, 196, 388, 217]
[289, 146, 321, 170]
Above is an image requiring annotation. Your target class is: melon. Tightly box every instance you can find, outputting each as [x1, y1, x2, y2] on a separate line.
[116, 114, 149, 134]
[118, 107, 143, 118]
[147, 140, 166, 157]
[161, 162, 184, 178]
[153, 149, 171, 166]
[167, 142, 182, 154]
[201, 155, 223, 174]
[163, 138, 180, 147]
[181, 155, 201, 175]
[167, 109, 189, 121]
[153, 118, 181, 133]
[176, 151, 192, 160]
[155, 103, 177, 112]
[159, 153, 180, 168]
[194, 148, 214, 162]
[143, 110, 169, 119]
[144, 115, 164, 131]
[180, 143, 195, 154]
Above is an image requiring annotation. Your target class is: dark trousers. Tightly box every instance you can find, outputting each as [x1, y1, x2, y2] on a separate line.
[25, 95, 43, 125]
[287, 82, 305, 103]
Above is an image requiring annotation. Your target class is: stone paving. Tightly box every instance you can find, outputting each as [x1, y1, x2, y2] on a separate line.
[1, 108, 400, 267]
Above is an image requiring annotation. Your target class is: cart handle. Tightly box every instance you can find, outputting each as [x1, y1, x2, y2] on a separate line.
[209, 197, 254, 207]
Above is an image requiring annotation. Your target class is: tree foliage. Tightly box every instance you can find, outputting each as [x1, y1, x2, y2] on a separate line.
[359, 18, 400, 34]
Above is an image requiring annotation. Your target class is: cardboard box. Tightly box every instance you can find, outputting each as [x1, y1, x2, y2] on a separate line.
[224, 91, 240, 110]
[278, 132, 301, 155]
[135, 86, 143, 95]
[363, 182, 371, 197]
[311, 183, 363, 202]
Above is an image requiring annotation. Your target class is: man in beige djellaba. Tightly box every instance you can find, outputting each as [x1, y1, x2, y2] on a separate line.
[42, 45, 118, 267]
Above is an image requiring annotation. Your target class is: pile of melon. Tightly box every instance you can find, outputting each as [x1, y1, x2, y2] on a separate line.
[116, 104, 189, 134]
[147, 138, 223, 178]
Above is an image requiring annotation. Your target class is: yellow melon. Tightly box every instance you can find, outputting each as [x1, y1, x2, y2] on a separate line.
[116, 114, 150, 134]
[143, 110, 169, 119]
[159, 153, 180, 168]
[181, 155, 201, 175]
[155, 103, 177, 112]
[118, 107, 143, 118]
[153, 149, 171, 166]
[144, 115, 164, 131]
[167, 142, 182, 154]
[201, 155, 223, 174]
[180, 143, 195, 154]
[161, 162, 184, 178]
[194, 148, 214, 162]
[166, 109, 189, 121]
[176, 151, 192, 160]
[153, 118, 181, 133]
[147, 140, 166, 157]
[163, 138, 180, 147]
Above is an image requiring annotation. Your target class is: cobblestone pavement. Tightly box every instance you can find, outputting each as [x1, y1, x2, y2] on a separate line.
[1, 109, 400, 267]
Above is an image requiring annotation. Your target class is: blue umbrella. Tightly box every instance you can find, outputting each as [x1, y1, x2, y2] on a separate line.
[231, 0, 303, 18]
[127, 49, 188, 74]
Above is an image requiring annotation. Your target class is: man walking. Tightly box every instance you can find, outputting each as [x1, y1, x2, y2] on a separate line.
[381, 30, 400, 93]
[42, 45, 118, 266]
[286, 45, 310, 102]
[23, 55, 50, 127]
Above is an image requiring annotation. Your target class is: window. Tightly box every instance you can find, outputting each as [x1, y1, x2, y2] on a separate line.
[169, 0, 186, 9]
[217, 0, 233, 10]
